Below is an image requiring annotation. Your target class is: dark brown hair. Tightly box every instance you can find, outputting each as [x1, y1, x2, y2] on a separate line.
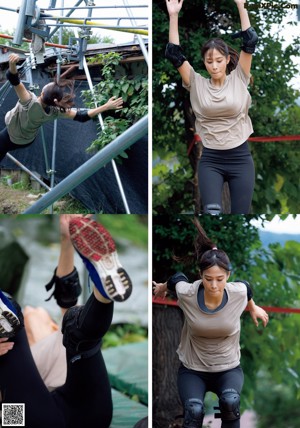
[201, 38, 239, 75]
[174, 218, 232, 274]
[42, 78, 75, 111]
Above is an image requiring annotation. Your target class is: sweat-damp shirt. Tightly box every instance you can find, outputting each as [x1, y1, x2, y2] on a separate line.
[176, 280, 248, 372]
[183, 63, 253, 150]
[5, 92, 66, 145]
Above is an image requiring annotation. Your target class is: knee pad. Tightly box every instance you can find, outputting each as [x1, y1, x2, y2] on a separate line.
[62, 306, 101, 363]
[203, 203, 222, 215]
[216, 389, 240, 421]
[183, 398, 205, 428]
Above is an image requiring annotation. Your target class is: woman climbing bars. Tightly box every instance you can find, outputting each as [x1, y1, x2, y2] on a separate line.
[165, 0, 258, 214]
[0, 215, 132, 428]
[0, 53, 123, 162]
[153, 218, 268, 428]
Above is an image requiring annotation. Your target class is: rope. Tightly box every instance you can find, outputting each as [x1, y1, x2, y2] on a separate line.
[152, 297, 300, 314]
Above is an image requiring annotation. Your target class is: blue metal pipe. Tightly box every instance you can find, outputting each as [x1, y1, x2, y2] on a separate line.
[23, 115, 148, 213]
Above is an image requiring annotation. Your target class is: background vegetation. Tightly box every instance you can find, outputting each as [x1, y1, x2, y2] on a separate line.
[152, 0, 300, 214]
[153, 215, 300, 427]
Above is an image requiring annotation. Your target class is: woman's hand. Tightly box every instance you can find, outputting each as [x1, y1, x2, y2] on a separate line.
[249, 304, 269, 327]
[153, 281, 168, 299]
[59, 214, 92, 240]
[0, 337, 14, 356]
[8, 53, 20, 74]
[105, 96, 123, 111]
[166, 0, 184, 17]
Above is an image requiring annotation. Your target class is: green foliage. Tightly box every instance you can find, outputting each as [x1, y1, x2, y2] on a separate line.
[82, 52, 148, 158]
[102, 323, 148, 349]
[153, 215, 300, 419]
[51, 28, 114, 46]
[152, 0, 300, 213]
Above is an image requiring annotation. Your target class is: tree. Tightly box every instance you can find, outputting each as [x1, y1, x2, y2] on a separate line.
[51, 28, 114, 46]
[152, 0, 300, 214]
[153, 215, 300, 426]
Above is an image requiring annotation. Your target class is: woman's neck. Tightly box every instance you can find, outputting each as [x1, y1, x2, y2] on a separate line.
[203, 290, 224, 309]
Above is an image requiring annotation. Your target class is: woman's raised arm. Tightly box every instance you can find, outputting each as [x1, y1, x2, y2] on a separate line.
[234, 0, 258, 77]
[165, 0, 191, 87]
[7, 54, 32, 104]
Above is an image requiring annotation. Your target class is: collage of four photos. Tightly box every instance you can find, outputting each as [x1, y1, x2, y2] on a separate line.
[0, 0, 300, 427]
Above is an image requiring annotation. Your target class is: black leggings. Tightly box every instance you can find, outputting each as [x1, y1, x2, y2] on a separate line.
[0, 294, 114, 428]
[198, 142, 255, 214]
[178, 364, 244, 428]
[0, 127, 34, 162]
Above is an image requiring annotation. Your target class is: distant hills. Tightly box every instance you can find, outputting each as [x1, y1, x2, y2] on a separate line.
[259, 230, 300, 247]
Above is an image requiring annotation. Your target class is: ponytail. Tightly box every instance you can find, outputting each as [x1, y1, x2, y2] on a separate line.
[42, 78, 75, 112]
[173, 218, 232, 273]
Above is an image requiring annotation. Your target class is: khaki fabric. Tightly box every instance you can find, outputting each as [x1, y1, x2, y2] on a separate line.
[5, 91, 66, 145]
[183, 63, 253, 150]
[176, 280, 248, 372]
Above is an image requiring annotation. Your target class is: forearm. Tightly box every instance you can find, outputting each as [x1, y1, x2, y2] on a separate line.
[88, 104, 109, 118]
[246, 298, 256, 311]
[169, 14, 180, 44]
[237, 3, 251, 30]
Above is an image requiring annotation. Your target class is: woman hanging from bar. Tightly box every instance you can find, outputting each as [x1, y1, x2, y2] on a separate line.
[0, 53, 123, 162]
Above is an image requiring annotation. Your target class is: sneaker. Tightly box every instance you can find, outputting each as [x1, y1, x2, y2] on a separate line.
[69, 218, 132, 302]
[0, 289, 21, 338]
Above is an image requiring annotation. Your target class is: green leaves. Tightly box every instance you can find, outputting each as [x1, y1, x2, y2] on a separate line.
[84, 52, 148, 159]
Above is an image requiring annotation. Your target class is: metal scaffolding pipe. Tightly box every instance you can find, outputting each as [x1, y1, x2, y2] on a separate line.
[23, 115, 148, 214]
[123, 0, 148, 64]
[12, 0, 28, 45]
[6, 154, 51, 191]
[42, 5, 147, 10]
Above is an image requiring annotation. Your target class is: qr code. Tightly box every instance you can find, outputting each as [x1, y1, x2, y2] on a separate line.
[1, 404, 25, 427]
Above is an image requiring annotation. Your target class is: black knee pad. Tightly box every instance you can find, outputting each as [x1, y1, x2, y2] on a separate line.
[217, 389, 240, 421]
[203, 203, 222, 215]
[183, 398, 205, 428]
[62, 306, 101, 363]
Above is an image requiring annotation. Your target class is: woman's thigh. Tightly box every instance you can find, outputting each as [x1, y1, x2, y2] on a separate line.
[177, 364, 207, 404]
[0, 329, 65, 428]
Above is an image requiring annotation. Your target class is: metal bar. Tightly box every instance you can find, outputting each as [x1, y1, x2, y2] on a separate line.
[23, 115, 148, 214]
[0, 33, 69, 49]
[12, 0, 28, 45]
[42, 6, 148, 10]
[48, 0, 84, 39]
[82, 55, 130, 213]
[123, 0, 148, 64]
[6, 154, 51, 191]
[41, 15, 148, 21]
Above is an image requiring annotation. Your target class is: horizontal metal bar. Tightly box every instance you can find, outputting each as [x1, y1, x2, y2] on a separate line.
[23, 115, 148, 214]
[41, 15, 148, 20]
[42, 5, 148, 10]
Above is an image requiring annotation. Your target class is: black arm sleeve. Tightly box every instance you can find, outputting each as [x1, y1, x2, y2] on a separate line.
[73, 110, 91, 123]
[167, 272, 189, 292]
[235, 279, 253, 301]
[6, 70, 20, 86]
[165, 43, 187, 68]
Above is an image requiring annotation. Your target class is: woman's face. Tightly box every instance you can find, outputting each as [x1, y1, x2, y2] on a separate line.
[204, 48, 230, 80]
[201, 265, 230, 298]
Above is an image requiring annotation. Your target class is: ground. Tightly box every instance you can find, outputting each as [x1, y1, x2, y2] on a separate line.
[0, 183, 89, 214]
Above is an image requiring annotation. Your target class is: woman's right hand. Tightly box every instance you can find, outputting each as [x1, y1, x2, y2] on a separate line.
[152, 281, 168, 299]
[8, 53, 20, 73]
[166, 0, 184, 16]
[0, 338, 14, 356]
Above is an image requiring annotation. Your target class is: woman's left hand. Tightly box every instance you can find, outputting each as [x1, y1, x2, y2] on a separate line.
[249, 304, 269, 327]
[105, 96, 123, 110]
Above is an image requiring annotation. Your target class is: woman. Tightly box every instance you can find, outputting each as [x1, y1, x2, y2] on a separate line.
[165, 0, 258, 214]
[0, 53, 123, 162]
[0, 215, 132, 428]
[153, 219, 268, 428]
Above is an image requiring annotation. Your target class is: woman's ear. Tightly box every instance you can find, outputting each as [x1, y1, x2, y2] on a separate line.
[227, 271, 231, 280]
[227, 55, 231, 65]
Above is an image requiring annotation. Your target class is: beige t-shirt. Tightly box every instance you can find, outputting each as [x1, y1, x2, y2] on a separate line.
[176, 280, 248, 372]
[183, 64, 253, 150]
[5, 92, 66, 145]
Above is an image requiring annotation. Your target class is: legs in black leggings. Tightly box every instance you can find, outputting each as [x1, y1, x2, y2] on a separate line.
[53, 293, 114, 428]
[198, 142, 255, 214]
[0, 127, 34, 162]
[178, 364, 244, 428]
[0, 293, 114, 428]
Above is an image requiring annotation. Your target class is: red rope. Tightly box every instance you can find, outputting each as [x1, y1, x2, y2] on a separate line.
[153, 297, 300, 314]
[187, 134, 300, 155]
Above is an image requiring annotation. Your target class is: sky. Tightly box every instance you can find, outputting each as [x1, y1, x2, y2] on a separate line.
[251, 215, 300, 234]
[0, 0, 148, 45]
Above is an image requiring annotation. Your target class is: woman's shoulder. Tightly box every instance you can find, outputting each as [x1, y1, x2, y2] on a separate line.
[176, 279, 201, 296]
[226, 281, 248, 295]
